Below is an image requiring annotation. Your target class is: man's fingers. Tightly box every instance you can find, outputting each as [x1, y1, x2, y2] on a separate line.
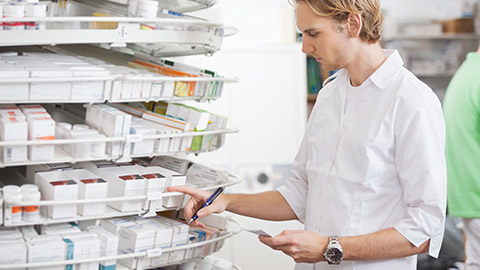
[167, 185, 209, 199]
[259, 235, 292, 247]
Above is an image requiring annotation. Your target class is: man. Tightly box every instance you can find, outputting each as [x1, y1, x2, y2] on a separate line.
[443, 43, 480, 269]
[169, 0, 447, 268]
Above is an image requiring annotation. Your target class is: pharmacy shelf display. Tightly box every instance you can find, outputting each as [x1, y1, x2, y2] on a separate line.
[0, 216, 242, 270]
[0, 0, 241, 269]
[3, 174, 241, 226]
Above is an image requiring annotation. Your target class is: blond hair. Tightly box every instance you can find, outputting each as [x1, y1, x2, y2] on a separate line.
[291, 0, 383, 43]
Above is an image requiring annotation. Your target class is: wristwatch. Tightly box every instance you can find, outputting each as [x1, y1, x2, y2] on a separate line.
[324, 236, 344, 264]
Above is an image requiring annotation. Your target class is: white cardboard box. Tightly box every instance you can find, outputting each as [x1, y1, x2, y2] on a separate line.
[0, 241, 27, 270]
[87, 226, 119, 270]
[118, 225, 156, 269]
[26, 235, 65, 270]
[64, 169, 108, 216]
[26, 116, 55, 161]
[0, 117, 28, 163]
[62, 233, 100, 270]
[35, 171, 78, 219]
[70, 67, 109, 101]
[0, 68, 29, 101]
[95, 167, 146, 212]
[30, 69, 72, 100]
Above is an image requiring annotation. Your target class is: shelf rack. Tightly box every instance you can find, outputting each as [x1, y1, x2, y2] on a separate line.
[383, 33, 480, 41]
[0, 216, 242, 270]
[0, 17, 238, 57]
[0, 128, 239, 168]
[3, 175, 240, 226]
[0, 75, 238, 104]
[78, 0, 219, 14]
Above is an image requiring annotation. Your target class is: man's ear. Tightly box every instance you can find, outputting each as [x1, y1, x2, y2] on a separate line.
[346, 13, 362, 38]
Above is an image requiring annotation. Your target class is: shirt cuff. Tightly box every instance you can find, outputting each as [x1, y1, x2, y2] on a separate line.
[393, 207, 445, 258]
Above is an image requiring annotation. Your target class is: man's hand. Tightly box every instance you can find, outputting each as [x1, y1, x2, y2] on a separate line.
[259, 230, 328, 263]
[167, 185, 228, 226]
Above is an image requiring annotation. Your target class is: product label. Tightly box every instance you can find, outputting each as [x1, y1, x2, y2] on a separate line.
[23, 205, 39, 213]
[50, 180, 77, 186]
[11, 206, 22, 214]
[119, 174, 144, 181]
[141, 173, 165, 180]
[80, 178, 107, 184]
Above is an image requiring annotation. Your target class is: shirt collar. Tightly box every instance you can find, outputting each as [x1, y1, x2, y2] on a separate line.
[368, 49, 404, 90]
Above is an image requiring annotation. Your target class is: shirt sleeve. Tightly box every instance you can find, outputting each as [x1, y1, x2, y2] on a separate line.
[276, 120, 311, 224]
[393, 90, 447, 258]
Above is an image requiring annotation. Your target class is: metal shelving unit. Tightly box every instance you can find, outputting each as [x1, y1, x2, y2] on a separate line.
[0, 1, 240, 269]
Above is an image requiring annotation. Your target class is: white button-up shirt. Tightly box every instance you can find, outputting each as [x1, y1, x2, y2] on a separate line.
[278, 50, 446, 270]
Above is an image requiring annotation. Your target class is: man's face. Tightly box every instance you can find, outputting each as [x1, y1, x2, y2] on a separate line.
[296, 2, 352, 72]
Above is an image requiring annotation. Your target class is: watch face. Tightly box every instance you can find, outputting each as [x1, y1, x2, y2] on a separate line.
[326, 248, 343, 262]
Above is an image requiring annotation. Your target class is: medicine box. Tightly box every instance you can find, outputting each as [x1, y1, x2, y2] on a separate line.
[0, 68, 29, 101]
[95, 167, 146, 212]
[26, 236, 65, 270]
[100, 218, 137, 235]
[70, 67, 110, 101]
[130, 120, 156, 155]
[62, 233, 100, 270]
[144, 221, 174, 267]
[40, 222, 82, 235]
[35, 171, 78, 219]
[64, 169, 108, 217]
[30, 69, 72, 100]
[26, 115, 55, 161]
[151, 167, 186, 208]
[0, 117, 28, 163]
[87, 226, 119, 270]
[0, 241, 27, 269]
[118, 224, 156, 269]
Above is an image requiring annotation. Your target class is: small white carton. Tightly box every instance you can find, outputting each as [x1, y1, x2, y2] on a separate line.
[70, 66, 110, 101]
[0, 117, 28, 163]
[118, 224, 156, 269]
[0, 241, 27, 270]
[35, 171, 78, 219]
[95, 167, 146, 212]
[100, 218, 137, 235]
[87, 226, 119, 270]
[64, 169, 108, 216]
[26, 115, 55, 161]
[26, 235, 65, 270]
[144, 221, 173, 267]
[0, 68, 29, 101]
[62, 232, 100, 270]
[30, 68, 72, 100]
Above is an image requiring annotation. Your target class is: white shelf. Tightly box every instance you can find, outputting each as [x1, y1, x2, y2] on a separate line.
[0, 76, 237, 104]
[413, 71, 457, 77]
[0, 216, 242, 270]
[0, 17, 234, 56]
[383, 33, 480, 41]
[0, 128, 238, 168]
[78, 0, 219, 14]
[2, 175, 240, 226]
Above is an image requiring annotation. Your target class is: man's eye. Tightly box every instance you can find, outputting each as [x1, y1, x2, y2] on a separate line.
[308, 32, 318, 37]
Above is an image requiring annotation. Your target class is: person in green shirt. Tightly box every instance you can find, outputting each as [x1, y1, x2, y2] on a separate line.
[443, 42, 480, 269]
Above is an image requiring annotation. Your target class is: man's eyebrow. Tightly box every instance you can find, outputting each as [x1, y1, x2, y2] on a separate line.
[302, 28, 319, 33]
